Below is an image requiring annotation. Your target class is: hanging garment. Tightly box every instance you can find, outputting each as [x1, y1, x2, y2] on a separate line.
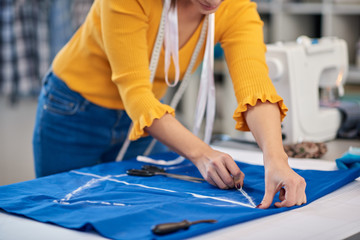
[49, 0, 72, 61]
[0, 0, 18, 98]
[14, 0, 49, 96]
[0, 0, 93, 102]
[49, 0, 93, 60]
[0, 152, 359, 240]
[0, 0, 50, 102]
[70, 0, 93, 33]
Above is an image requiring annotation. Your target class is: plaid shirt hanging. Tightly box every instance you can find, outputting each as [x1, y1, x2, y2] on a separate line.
[0, 0, 93, 104]
[0, 0, 50, 103]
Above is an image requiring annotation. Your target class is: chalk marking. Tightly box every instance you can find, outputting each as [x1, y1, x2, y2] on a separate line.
[238, 187, 257, 208]
[55, 170, 255, 208]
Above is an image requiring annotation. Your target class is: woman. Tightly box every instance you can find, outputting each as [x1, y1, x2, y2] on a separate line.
[33, 0, 306, 209]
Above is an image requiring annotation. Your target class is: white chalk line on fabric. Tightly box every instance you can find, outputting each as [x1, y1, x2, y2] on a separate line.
[62, 176, 110, 201]
[53, 173, 126, 206]
[53, 200, 126, 207]
[187, 192, 255, 208]
[238, 187, 257, 208]
[54, 170, 255, 208]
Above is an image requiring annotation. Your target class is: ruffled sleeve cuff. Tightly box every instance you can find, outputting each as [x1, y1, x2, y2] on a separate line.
[233, 94, 288, 131]
[129, 104, 175, 141]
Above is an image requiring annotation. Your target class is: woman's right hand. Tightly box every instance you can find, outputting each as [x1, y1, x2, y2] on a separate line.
[193, 149, 245, 189]
[145, 113, 244, 189]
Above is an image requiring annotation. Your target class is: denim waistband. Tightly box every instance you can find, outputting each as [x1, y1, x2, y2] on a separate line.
[43, 70, 88, 104]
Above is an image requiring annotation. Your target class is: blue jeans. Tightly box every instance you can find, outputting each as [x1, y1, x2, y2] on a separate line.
[33, 71, 167, 177]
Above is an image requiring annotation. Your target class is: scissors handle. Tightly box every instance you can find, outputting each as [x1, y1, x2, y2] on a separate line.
[126, 169, 155, 177]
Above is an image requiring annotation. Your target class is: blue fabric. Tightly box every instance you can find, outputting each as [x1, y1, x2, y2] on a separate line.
[336, 147, 360, 170]
[32, 71, 168, 177]
[1, 152, 360, 240]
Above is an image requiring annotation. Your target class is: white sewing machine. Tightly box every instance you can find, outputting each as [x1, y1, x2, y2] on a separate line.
[266, 36, 348, 144]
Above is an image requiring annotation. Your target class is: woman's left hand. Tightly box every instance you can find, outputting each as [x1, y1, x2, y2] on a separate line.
[241, 101, 307, 209]
[257, 154, 307, 209]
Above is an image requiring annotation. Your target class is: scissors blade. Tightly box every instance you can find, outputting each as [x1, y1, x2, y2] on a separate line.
[156, 172, 205, 183]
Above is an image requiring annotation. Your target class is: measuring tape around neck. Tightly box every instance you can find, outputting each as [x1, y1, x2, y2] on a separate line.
[116, 0, 215, 162]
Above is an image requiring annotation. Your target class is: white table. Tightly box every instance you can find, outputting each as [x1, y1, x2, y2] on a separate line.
[1, 146, 359, 240]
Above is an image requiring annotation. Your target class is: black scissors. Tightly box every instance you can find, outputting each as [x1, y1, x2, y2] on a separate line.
[126, 165, 205, 183]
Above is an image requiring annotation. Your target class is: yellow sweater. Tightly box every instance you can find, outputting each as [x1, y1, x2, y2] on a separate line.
[52, 0, 287, 140]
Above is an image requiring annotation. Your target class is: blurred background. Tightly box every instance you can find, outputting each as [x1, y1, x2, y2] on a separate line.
[1, 0, 360, 186]
[0, 0, 93, 185]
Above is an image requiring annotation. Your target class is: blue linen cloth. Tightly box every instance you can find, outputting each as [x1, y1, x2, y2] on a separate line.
[336, 147, 360, 170]
[0, 152, 359, 240]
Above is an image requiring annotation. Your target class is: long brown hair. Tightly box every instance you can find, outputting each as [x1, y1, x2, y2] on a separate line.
[171, 0, 176, 8]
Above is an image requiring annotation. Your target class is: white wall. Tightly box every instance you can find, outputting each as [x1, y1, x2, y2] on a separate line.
[0, 97, 37, 186]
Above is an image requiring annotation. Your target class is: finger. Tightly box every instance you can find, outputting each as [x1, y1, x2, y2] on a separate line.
[274, 186, 297, 208]
[296, 192, 307, 206]
[275, 186, 307, 208]
[258, 184, 278, 209]
[279, 188, 286, 202]
[277, 195, 307, 207]
[224, 158, 245, 189]
[214, 162, 236, 188]
[208, 171, 228, 189]
[300, 179, 307, 205]
[206, 176, 217, 187]
[277, 178, 307, 207]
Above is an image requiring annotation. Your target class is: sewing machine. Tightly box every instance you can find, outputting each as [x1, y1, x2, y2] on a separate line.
[266, 36, 348, 144]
